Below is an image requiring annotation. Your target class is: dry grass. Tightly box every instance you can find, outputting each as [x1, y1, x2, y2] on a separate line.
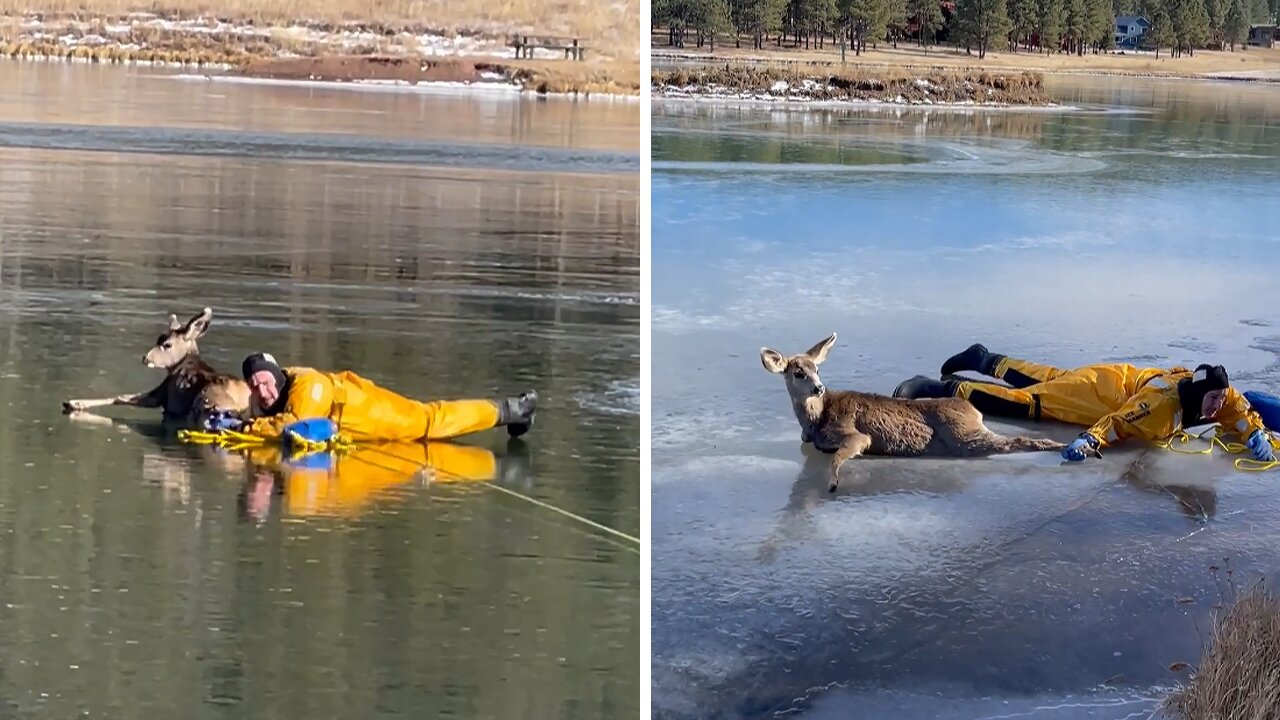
[507, 57, 640, 94]
[652, 31, 1280, 80]
[0, 37, 249, 64]
[654, 63, 1051, 104]
[1, 0, 640, 55]
[1165, 575, 1280, 720]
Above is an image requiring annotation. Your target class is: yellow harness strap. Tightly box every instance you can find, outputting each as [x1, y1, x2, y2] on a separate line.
[1155, 427, 1280, 471]
[177, 428, 268, 452]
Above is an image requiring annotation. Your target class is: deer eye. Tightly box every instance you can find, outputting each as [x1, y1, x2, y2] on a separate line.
[162, 342, 173, 350]
[792, 369, 804, 379]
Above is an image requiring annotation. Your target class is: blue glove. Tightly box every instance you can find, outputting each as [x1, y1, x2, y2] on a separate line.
[1246, 429, 1275, 462]
[1062, 433, 1099, 462]
[206, 412, 244, 432]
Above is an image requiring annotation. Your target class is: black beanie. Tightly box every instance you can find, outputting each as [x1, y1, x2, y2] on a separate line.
[1189, 364, 1229, 392]
[242, 352, 287, 390]
[1177, 363, 1230, 426]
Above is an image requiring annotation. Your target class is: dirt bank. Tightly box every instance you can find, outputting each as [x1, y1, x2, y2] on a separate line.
[654, 65, 1053, 106]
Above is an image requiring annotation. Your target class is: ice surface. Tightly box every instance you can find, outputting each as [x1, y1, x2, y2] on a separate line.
[651, 77, 1280, 719]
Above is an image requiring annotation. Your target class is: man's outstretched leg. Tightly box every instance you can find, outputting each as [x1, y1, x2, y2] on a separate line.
[417, 390, 538, 440]
[893, 375, 1041, 420]
[940, 343, 1070, 389]
[893, 372, 1102, 427]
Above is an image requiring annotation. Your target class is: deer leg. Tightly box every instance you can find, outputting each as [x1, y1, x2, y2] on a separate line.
[112, 390, 163, 408]
[62, 396, 121, 412]
[63, 385, 164, 413]
[829, 432, 873, 493]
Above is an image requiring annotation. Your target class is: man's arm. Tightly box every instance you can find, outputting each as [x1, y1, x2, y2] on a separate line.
[245, 371, 336, 440]
[1214, 388, 1268, 439]
[1084, 386, 1180, 448]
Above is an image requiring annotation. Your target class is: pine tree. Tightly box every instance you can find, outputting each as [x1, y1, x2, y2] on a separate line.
[1203, 0, 1224, 47]
[1085, 0, 1114, 51]
[1063, 0, 1087, 52]
[1147, 3, 1173, 54]
[1223, 0, 1248, 47]
[908, 0, 945, 45]
[694, 0, 734, 48]
[1009, 0, 1039, 48]
[955, 0, 1013, 56]
[1036, 0, 1065, 51]
[1175, 0, 1210, 54]
[842, 0, 889, 53]
[793, 0, 837, 47]
[731, 0, 789, 47]
[883, 0, 909, 46]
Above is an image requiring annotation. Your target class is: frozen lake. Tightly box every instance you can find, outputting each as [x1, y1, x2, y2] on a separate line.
[650, 75, 1280, 719]
[0, 62, 639, 719]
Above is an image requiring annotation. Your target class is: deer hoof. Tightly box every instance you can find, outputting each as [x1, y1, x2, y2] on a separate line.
[62, 400, 82, 413]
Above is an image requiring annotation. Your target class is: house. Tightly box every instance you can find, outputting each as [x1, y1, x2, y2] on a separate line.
[1114, 16, 1151, 50]
[1247, 24, 1277, 48]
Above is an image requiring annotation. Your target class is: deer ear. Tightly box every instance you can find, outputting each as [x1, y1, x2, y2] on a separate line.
[805, 332, 836, 365]
[168, 314, 182, 331]
[760, 347, 787, 374]
[183, 307, 213, 340]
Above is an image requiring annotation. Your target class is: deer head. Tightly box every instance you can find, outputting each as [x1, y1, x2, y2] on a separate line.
[761, 332, 837, 428]
[143, 307, 213, 369]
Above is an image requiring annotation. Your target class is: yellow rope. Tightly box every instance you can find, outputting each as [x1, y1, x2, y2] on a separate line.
[1154, 427, 1280, 471]
[177, 427, 356, 457]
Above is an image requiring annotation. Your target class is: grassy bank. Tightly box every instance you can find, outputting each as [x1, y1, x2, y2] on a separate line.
[0, 0, 641, 95]
[654, 64, 1052, 105]
[1164, 578, 1280, 719]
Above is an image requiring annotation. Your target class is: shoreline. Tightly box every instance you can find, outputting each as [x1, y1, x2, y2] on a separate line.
[653, 66, 1056, 108]
[167, 72, 640, 102]
[0, 12, 641, 99]
[653, 93, 1075, 112]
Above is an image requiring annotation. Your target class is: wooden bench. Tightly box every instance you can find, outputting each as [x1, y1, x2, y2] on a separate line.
[509, 35, 587, 61]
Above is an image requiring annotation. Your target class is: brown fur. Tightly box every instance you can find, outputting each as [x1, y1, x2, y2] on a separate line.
[62, 307, 252, 427]
[760, 332, 1067, 492]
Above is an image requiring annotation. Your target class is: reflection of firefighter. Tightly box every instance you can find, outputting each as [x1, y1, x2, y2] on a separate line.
[238, 441, 529, 520]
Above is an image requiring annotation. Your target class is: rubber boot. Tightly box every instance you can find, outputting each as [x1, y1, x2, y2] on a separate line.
[940, 343, 1004, 377]
[892, 375, 961, 399]
[497, 390, 538, 438]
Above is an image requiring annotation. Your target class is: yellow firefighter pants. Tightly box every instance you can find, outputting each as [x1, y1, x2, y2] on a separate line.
[954, 356, 1118, 427]
[411, 399, 502, 441]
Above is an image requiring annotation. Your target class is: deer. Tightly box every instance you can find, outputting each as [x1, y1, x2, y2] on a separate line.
[760, 332, 1067, 493]
[62, 307, 252, 429]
